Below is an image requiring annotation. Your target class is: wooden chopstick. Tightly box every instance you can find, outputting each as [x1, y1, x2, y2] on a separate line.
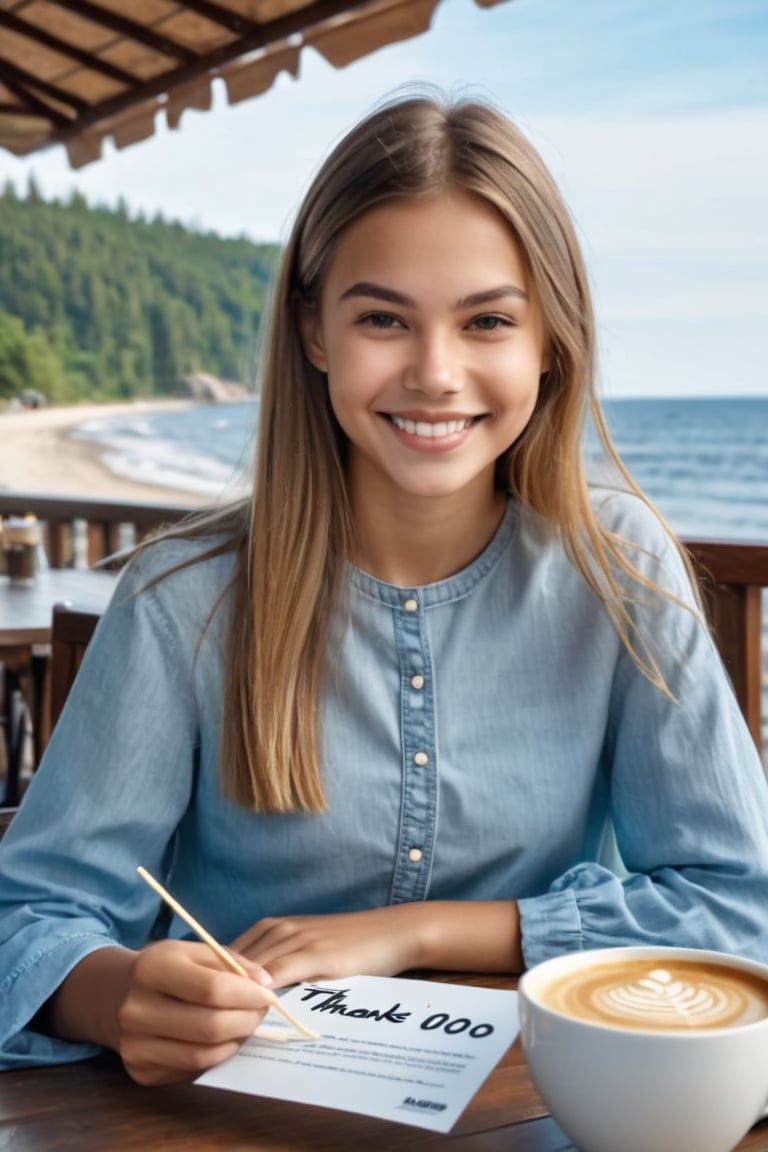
[136, 866, 319, 1041]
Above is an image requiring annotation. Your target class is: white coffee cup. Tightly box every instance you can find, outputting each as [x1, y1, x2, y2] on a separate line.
[518, 946, 768, 1152]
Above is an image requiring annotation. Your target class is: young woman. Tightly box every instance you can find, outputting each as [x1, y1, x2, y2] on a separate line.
[1, 94, 766, 1084]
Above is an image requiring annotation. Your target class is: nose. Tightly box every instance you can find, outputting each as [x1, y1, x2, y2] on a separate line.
[403, 328, 462, 395]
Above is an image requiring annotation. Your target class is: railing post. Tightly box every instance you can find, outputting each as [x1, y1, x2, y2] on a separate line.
[704, 583, 763, 750]
[86, 521, 122, 566]
[45, 521, 73, 568]
[684, 540, 767, 755]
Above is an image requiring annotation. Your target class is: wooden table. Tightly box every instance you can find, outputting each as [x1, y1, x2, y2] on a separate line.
[0, 568, 115, 802]
[2, 974, 768, 1151]
[0, 568, 115, 645]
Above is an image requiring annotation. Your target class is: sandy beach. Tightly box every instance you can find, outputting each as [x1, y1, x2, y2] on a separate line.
[0, 400, 210, 506]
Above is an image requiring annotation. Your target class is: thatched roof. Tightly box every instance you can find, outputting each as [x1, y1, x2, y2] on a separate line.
[0, 0, 511, 167]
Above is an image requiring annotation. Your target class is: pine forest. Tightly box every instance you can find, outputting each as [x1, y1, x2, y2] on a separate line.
[0, 180, 281, 404]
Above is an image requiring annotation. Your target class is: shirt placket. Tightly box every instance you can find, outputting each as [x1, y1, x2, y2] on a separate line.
[390, 592, 437, 904]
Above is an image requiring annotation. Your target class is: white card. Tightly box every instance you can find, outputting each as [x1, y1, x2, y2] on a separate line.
[197, 974, 520, 1132]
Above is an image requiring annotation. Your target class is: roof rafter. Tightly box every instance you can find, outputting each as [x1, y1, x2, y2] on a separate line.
[0, 58, 87, 114]
[45, 0, 198, 64]
[165, 0, 268, 36]
[0, 74, 71, 127]
[0, 10, 137, 86]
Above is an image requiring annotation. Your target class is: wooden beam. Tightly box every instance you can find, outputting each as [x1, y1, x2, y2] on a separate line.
[0, 58, 87, 113]
[0, 102, 55, 117]
[169, 0, 266, 36]
[0, 10, 136, 86]
[0, 73, 70, 126]
[45, 0, 198, 64]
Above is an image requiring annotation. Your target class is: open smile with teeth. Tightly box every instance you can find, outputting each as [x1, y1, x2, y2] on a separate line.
[388, 415, 478, 438]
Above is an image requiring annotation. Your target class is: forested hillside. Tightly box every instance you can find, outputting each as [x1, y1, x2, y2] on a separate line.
[0, 180, 281, 403]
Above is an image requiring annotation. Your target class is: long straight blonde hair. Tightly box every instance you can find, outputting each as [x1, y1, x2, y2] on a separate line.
[156, 94, 697, 813]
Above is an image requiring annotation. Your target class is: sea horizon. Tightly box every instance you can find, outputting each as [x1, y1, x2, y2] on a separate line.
[69, 394, 768, 543]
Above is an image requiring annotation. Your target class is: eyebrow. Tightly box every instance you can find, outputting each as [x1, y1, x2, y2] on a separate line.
[338, 282, 529, 307]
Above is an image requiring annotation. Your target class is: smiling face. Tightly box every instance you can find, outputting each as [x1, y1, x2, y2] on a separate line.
[301, 186, 549, 524]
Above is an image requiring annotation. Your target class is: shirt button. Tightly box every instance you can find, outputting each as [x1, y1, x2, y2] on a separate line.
[411, 674, 425, 690]
[408, 848, 423, 863]
[403, 598, 418, 612]
[414, 752, 429, 766]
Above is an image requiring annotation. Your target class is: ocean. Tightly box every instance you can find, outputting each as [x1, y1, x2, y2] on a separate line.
[74, 395, 768, 747]
[73, 400, 261, 501]
[73, 395, 768, 540]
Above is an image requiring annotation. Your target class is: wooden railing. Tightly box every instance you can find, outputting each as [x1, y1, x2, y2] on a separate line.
[0, 492, 199, 569]
[685, 540, 768, 751]
[1, 492, 766, 752]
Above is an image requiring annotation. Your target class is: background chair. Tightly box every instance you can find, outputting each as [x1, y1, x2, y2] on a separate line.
[49, 603, 101, 732]
[0, 684, 26, 809]
[0, 806, 15, 839]
[0, 604, 101, 839]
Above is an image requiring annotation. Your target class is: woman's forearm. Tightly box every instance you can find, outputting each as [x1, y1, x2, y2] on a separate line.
[42, 901, 522, 1055]
[46, 946, 136, 1051]
[234, 900, 524, 988]
[411, 900, 523, 973]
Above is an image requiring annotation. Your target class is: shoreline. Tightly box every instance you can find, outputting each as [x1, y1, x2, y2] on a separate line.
[0, 400, 216, 506]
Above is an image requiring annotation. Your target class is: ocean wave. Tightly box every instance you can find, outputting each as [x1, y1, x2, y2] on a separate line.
[74, 398, 768, 538]
[71, 402, 256, 498]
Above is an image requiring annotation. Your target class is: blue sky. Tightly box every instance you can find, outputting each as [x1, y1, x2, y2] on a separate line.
[1, 0, 766, 398]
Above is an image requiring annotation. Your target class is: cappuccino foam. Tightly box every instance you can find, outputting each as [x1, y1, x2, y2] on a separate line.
[540, 958, 768, 1032]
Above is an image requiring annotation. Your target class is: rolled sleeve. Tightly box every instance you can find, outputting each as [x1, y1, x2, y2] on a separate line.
[518, 885, 583, 968]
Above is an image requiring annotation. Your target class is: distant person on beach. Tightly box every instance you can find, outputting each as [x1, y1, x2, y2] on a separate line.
[2, 92, 767, 1082]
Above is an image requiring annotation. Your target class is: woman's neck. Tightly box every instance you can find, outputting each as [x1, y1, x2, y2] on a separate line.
[349, 486, 508, 587]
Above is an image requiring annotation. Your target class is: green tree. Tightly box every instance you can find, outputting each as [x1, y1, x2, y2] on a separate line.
[0, 312, 29, 398]
[0, 312, 67, 402]
[0, 186, 281, 403]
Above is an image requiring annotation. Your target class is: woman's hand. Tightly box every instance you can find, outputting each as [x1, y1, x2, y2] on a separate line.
[48, 903, 520, 1083]
[231, 905, 428, 988]
[117, 940, 275, 1084]
[47, 941, 275, 1086]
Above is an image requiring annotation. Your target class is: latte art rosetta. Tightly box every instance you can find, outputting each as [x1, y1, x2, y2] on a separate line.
[541, 960, 768, 1031]
[595, 969, 735, 1027]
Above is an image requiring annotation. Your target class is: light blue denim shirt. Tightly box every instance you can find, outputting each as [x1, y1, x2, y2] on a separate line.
[2, 487, 768, 1067]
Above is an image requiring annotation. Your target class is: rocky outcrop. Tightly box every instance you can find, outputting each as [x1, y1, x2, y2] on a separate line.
[172, 373, 251, 403]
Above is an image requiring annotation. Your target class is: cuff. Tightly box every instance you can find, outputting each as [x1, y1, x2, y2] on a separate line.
[518, 886, 584, 969]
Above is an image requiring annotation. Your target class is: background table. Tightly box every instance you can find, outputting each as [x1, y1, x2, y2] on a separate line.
[0, 568, 115, 645]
